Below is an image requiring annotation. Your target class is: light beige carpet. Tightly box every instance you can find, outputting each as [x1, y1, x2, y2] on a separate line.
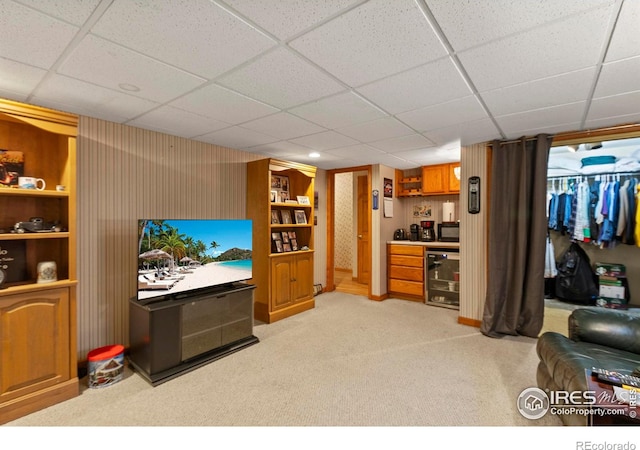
[4, 291, 562, 427]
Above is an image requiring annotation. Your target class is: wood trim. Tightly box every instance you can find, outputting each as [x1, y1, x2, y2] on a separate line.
[326, 166, 373, 299]
[369, 293, 387, 302]
[458, 316, 481, 328]
[552, 123, 640, 146]
[325, 170, 336, 292]
[0, 98, 78, 136]
[0, 378, 78, 425]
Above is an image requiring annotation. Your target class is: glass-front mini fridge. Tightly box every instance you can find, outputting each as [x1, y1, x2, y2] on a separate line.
[426, 249, 460, 309]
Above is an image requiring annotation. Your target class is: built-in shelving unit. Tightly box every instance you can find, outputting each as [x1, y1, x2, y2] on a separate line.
[247, 158, 316, 324]
[0, 98, 78, 424]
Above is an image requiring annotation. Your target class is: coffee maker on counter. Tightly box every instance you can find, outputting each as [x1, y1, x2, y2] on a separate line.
[420, 220, 436, 242]
[409, 223, 420, 241]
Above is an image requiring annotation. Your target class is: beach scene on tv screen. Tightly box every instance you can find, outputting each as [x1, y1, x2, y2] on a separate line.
[137, 219, 252, 300]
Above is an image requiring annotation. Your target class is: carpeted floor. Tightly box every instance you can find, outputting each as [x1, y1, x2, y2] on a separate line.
[4, 291, 562, 427]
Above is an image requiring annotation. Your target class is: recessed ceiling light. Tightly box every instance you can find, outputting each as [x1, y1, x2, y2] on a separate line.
[119, 83, 140, 92]
[309, 152, 320, 158]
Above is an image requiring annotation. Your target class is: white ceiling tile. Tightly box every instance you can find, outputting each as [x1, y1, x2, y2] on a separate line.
[15, 0, 101, 26]
[59, 35, 207, 103]
[370, 153, 415, 169]
[2, 0, 639, 171]
[169, 84, 278, 124]
[585, 112, 640, 130]
[428, 0, 615, 52]
[198, 126, 278, 149]
[397, 96, 487, 133]
[32, 74, 159, 122]
[218, 47, 345, 109]
[504, 123, 583, 141]
[240, 112, 326, 140]
[289, 91, 386, 129]
[422, 118, 500, 146]
[356, 57, 471, 115]
[458, 6, 614, 92]
[594, 56, 640, 99]
[0, 57, 47, 98]
[587, 91, 640, 123]
[337, 117, 414, 143]
[127, 105, 230, 138]
[247, 141, 313, 157]
[368, 134, 436, 153]
[496, 102, 586, 137]
[324, 143, 385, 159]
[482, 68, 596, 117]
[222, 0, 361, 40]
[289, 0, 447, 87]
[91, 0, 276, 79]
[289, 130, 359, 150]
[0, 2, 78, 68]
[391, 147, 454, 166]
[605, 0, 640, 62]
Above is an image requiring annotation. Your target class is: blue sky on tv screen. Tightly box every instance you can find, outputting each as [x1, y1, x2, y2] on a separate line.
[148, 219, 252, 258]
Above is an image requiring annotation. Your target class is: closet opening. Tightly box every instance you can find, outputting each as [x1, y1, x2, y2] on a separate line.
[545, 131, 640, 311]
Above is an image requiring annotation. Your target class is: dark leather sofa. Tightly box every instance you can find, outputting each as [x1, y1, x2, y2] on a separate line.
[536, 308, 640, 426]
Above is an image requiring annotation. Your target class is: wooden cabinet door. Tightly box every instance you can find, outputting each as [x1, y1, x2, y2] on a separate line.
[292, 252, 314, 303]
[271, 257, 293, 311]
[448, 163, 461, 193]
[0, 288, 70, 404]
[422, 165, 447, 194]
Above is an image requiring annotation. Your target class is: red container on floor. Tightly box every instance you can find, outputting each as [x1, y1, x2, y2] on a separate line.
[87, 344, 125, 388]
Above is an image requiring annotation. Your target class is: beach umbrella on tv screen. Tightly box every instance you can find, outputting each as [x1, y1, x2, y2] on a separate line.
[139, 249, 171, 260]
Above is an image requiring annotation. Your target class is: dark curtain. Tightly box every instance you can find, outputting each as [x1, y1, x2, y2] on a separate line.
[480, 134, 553, 338]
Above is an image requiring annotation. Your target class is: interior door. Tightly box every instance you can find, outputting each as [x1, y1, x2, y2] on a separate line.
[356, 175, 369, 284]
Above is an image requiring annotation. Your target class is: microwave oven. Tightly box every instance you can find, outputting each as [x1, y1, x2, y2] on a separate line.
[438, 222, 459, 242]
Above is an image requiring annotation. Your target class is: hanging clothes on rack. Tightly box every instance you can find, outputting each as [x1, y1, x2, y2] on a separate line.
[636, 183, 640, 247]
[547, 172, 640, 247]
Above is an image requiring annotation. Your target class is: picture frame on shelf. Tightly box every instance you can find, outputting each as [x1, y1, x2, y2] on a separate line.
[271, 210, 280, 224]
[270, 175, 289, 202]
[291, 239, 298, 251]
[274, 239, 283, 253]
[288, 231, 296, 240]
[297, 195, 310, 205]
[271, 175, 289, 191]
[283, 242, 292, 252]
[282, 232, 290, 243]
[294, 210, 307, 224]
[281, 210, 292, 224]
[271, 232, 280, 241]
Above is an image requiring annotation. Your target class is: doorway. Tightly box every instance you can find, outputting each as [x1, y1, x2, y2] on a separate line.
[326, 166, 372, 298]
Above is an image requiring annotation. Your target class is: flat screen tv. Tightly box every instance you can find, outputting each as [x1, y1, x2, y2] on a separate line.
[137, 219, 252, 303]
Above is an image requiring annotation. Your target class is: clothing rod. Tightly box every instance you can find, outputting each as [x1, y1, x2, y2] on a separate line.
[547, 171, 640, 180]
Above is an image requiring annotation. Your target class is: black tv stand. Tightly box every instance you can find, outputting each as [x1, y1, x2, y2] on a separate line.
[128, 283, 258, 386]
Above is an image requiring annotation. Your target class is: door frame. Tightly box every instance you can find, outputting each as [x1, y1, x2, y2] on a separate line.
[326, 165, 372, 298]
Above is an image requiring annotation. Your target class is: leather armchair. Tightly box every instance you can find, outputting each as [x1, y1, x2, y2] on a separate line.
[536, 308, 640, 426]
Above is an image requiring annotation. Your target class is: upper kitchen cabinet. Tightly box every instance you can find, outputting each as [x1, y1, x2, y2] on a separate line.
[422, 163, 460, 196]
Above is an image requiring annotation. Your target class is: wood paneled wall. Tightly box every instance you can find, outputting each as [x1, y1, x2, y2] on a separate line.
[76, 117, 261, 359]
[459, 142, 489, 326]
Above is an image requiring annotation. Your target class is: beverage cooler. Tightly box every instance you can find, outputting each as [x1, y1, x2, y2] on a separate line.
[425, 249, 460, 310]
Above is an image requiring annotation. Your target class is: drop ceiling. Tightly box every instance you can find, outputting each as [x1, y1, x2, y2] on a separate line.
[1, 0, 639, 170]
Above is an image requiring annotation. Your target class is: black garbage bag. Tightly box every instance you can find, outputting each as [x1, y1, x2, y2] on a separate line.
[555, 242, 598, 305]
